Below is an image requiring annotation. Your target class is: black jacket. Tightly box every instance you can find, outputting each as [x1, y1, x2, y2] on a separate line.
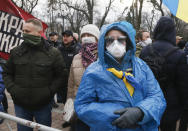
[58, 42, 80, 72]
[140, 17, 188, 121]
[2, 38, 67, 110]
[177, 51, 188, 111]
[48, 40, 62, 48]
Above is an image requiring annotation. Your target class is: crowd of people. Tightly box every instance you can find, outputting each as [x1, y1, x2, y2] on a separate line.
[0, 16, 187, 131]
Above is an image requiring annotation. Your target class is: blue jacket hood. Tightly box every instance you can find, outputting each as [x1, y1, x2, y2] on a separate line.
[98, 21, 136, 70]
[153, 16, 176, 46]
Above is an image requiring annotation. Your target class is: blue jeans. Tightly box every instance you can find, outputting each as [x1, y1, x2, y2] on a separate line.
[14, 104, 52, 131]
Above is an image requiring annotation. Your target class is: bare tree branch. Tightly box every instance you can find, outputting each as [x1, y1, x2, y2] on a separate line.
[62, 1, 90, 22]
[99, 0, 115, 28]
[12, 0, 39, 13]
[85, 0, 93, 23]
[149, 0, 164, 16]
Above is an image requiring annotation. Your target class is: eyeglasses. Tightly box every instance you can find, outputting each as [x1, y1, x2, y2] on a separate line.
[105, 36, 127, 46]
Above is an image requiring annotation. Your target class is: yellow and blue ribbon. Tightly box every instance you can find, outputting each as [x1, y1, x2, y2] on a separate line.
[107, 68, 142, 97]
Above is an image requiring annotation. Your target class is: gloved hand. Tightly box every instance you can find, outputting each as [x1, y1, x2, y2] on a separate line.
[112, 107, 144, 129]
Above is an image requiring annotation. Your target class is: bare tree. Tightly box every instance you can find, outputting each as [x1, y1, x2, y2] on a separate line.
[117, 6, 128, 21]
[61, 0, 115, 27]
[60, 3, 87, 34]
[61, 0, 93, 24]
[136, 0, 144, 30]
[55, 0, 87, 34]
[125, 0, 144, 31]
[41, 1, 63, 36]
[98, 0, 115, 28]
[149, 0, 164, 16]
[12, 0, 39, 14]
[141, 8, 160, 35]
[45, 0, 87, 35]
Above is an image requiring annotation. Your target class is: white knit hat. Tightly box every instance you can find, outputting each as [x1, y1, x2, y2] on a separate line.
[80, 24, 100, 40]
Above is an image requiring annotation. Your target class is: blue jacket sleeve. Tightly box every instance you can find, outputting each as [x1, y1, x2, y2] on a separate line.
[0, 66, 5, 112]
[74, 72, 118, 130]
[135, 64, 166, 126]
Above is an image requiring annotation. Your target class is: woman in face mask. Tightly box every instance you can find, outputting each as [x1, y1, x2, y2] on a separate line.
[74, 21, 166, 131]
[105, 30, 127, 63]
[64, 24, 100, 131]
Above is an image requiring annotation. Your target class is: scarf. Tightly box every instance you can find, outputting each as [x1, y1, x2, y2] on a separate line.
[80, 43, 98, 68]
[107, 68, 142, 96]
[23, 33, 41, 46]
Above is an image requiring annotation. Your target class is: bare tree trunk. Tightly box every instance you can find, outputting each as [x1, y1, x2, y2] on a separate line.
[99, 0, 115, 28]
[138, 0, 143, 30]
[149, 0, 164, 16]
[159, 0, 164, 16]
[85, 0, 93, 23]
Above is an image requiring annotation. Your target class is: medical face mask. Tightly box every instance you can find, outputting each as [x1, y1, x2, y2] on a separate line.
[82, 36, 96, 44]
[106, 40, 126, 59]
[144, 38, 152, 45]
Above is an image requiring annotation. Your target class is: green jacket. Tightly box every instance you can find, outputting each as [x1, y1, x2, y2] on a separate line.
[135, 44, 143, 57]
[2, 38, 67, 110]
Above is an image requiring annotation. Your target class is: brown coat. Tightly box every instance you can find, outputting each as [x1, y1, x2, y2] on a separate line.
[67, 54, 85, 99]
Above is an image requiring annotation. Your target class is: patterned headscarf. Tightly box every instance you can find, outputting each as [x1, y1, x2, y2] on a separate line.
[80, 43, 98, 68]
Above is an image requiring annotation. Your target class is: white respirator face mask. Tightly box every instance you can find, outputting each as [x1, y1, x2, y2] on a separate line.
[144, 38, 152, 45]
[106, 40, 126, 59]
[82, 36, 96, 44]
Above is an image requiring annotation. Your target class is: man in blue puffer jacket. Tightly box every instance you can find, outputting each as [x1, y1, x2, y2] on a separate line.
[74, 21, 166, 131]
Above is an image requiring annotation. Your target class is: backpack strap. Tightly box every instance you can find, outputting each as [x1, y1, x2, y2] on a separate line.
[149, 44, 162, 56]
[164, 47, 179, 58]
[150, 44, 179, 58]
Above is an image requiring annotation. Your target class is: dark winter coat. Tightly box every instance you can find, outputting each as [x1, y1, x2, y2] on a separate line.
[58, 42, 80, 85]
[58, 42, 80, 103]
[0, 66, 5, 112]
[184, 42, 188, 53]
[140, 16, 187, 122]
[2, 38, 67, 110]
[48, 40, 62, 48]
[59, 42, 80, 71]
[177, 51, 188, 109]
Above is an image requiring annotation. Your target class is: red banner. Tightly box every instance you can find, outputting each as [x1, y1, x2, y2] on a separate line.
[0, 0, 48, 60]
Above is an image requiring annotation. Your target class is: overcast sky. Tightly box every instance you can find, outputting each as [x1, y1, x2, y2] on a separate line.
[33, 0, 133, 22]
[32, 0, 167, 23]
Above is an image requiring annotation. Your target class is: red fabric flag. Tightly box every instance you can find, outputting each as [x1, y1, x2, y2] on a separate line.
[0, 0, 48, 60]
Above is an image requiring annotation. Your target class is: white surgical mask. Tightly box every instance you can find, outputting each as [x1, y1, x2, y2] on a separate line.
[144, 38, 152, 45]
[82, 37, 96, 44]
[106, 40, 126, 58]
